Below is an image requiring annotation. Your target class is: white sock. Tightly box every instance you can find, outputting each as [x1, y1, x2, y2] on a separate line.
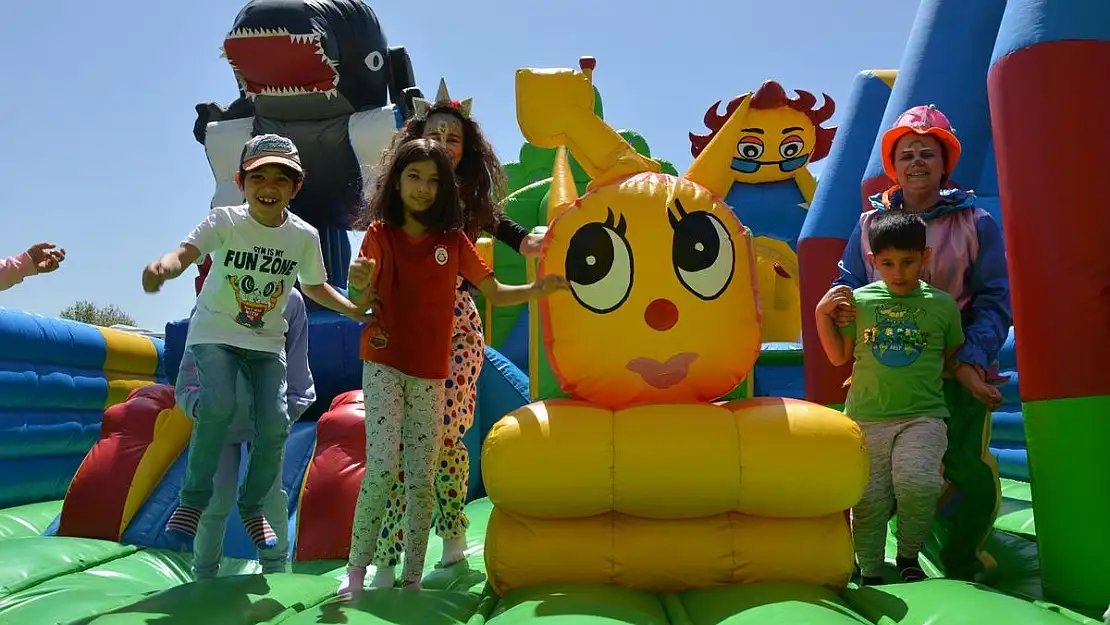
[370, 565, 396, 588]
[440, 536, 467, 565]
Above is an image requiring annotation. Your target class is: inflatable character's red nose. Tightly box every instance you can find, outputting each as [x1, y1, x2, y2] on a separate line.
[644, 298, 679, 332]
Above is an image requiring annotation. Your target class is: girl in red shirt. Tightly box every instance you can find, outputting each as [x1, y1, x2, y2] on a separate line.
[364, 81, 546, 586]
[338, 138, 566, 595]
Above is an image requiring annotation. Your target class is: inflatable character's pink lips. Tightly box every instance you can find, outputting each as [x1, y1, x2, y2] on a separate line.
[626, 353, 699, 390]
[223, 28, 339, 97]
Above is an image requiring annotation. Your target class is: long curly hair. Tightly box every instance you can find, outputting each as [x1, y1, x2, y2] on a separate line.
[381, 104, 507, 239]
[357, 138, 464, 233]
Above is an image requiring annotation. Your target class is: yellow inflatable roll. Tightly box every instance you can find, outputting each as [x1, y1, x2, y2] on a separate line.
[481, 397, 868, 519]
[485, 509, 853, 594]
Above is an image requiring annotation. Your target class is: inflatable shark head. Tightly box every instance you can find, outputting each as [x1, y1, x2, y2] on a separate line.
[222, 0, 395, 118]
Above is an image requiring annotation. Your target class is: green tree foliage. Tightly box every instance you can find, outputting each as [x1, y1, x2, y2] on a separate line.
[59, 300, 137, 328]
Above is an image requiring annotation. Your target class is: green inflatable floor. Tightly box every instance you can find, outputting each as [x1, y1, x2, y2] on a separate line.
[0, 485, 1101, 625]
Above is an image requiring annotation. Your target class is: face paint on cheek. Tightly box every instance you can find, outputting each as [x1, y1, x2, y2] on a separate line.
[433, 122, 450, 144]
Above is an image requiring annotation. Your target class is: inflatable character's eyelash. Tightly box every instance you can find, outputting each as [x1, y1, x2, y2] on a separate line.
[667, 197, 689, 230]
[604, 207, 628, 237]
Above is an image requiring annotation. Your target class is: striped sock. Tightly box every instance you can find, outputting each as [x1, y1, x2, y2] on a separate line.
[165, 506, 202, 540]
[243, 514, 278, 549]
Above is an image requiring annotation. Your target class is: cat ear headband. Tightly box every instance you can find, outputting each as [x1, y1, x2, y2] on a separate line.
[412, 77, 473, 121]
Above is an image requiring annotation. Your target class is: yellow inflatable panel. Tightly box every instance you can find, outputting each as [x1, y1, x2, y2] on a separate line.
[485, 509, 853, 595]
[482, 397, 867, 519]
[752, 236, 802, 343]
[120, 405, 193, 534]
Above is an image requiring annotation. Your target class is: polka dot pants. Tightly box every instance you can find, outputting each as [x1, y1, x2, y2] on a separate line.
[372, 287, 483, 567]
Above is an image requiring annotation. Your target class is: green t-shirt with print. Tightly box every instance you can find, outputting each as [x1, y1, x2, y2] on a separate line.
[841, 280, 965, 421]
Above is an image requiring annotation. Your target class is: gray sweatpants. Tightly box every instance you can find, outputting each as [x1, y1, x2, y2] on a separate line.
[851, 416, 948, 578]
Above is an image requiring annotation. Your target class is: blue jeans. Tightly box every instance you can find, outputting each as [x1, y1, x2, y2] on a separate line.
[180, 343, 289, 518]
[193, 442, 290, 579]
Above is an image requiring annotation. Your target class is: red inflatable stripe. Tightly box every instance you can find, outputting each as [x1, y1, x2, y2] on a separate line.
[798, 237, 854, 405]
[57, 384, 177, 540]
[294, 390, 367, 561]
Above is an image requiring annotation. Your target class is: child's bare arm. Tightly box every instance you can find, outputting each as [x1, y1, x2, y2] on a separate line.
[943, 345, 962, 373]
[815, 286, 855, 366]
[300, 282, 372, 323]
[474, 274, 568, 307]
[142, 244, 202, 293]
[816, 311, 854, 367]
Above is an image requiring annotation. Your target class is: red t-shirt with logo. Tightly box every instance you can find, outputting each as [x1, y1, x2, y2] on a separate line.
[357, 222, 494, 380]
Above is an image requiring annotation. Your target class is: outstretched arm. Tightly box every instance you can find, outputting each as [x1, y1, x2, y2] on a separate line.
[956, 213, 1012, 371]
[0, 253, 36, 292]
[143, 244, 202, 293]
[474, 274, 568, 307]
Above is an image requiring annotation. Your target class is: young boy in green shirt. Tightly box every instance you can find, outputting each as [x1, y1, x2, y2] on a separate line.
[816, 210, 1000, 586]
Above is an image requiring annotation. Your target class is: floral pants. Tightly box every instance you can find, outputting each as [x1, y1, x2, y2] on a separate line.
[372, 286, 484, 568]
[347, 361, 445, 584]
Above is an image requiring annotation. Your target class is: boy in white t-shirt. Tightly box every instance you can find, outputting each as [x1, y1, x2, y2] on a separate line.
[142, 134, 371, 549]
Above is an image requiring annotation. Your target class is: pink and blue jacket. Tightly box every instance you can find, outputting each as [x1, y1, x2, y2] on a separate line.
[0, 253, 37, 292]
[832, 187, 1012, 371]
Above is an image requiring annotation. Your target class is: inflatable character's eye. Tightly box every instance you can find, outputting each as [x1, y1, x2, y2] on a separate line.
[736, 137, 764, 160]
[240, 275, 257, 294]
[565, 208, 634, 314]
[263, 281, 276, 297]
[669, 199, 734, 301]
[365, 51, 384, 72]
[780, 135, 805, 159]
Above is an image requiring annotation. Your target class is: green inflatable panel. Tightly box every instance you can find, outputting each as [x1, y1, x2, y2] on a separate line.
[844, 578, 1097, 624]
[679, 583, 870, 624]
[488, 584, 670, 624]
[283, 587, 482, 625]
[70, 573, 339, 624]
[0, 549, 193, 623]
[0, 536, 136, 599]
[995, 479, 1036, 538]
[0, 500, 62, 540]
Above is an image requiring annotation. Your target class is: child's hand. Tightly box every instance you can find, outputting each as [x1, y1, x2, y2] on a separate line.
[343, 300, 378, 324]
[970, 381, 1003, 411]
[27, 242, 65, 274]
[518, 233, 545, 259]
[533, 274, 569, 295]
[348, 258, 376, 290]
[817, 285, 855, 320]
[142, 262, 169, 293]
[955, 364, 1003, 410]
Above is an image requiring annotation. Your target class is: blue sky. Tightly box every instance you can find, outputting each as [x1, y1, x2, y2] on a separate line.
[0, 0, 922, 331]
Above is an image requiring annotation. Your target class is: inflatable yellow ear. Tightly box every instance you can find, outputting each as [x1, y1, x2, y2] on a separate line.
[516, 66, 659, 189]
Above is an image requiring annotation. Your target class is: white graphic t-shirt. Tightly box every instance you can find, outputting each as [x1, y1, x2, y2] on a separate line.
[184, 205, 327, 353]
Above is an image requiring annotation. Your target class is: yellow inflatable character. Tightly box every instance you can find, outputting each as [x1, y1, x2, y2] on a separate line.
[688, 81, 837, 342]
[481, 63, 867, 595]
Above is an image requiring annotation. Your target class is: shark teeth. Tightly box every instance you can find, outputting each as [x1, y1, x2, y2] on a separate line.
[227, 26, 295, 38]
[244, 87, 339, 99]
[225, 28, 322, 44]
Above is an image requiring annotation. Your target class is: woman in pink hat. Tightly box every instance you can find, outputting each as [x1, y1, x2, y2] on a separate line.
[823, 104, 1012, 583]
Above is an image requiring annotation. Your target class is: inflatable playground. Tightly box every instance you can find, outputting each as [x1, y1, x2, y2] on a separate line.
[1, 0, 1108, 623]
